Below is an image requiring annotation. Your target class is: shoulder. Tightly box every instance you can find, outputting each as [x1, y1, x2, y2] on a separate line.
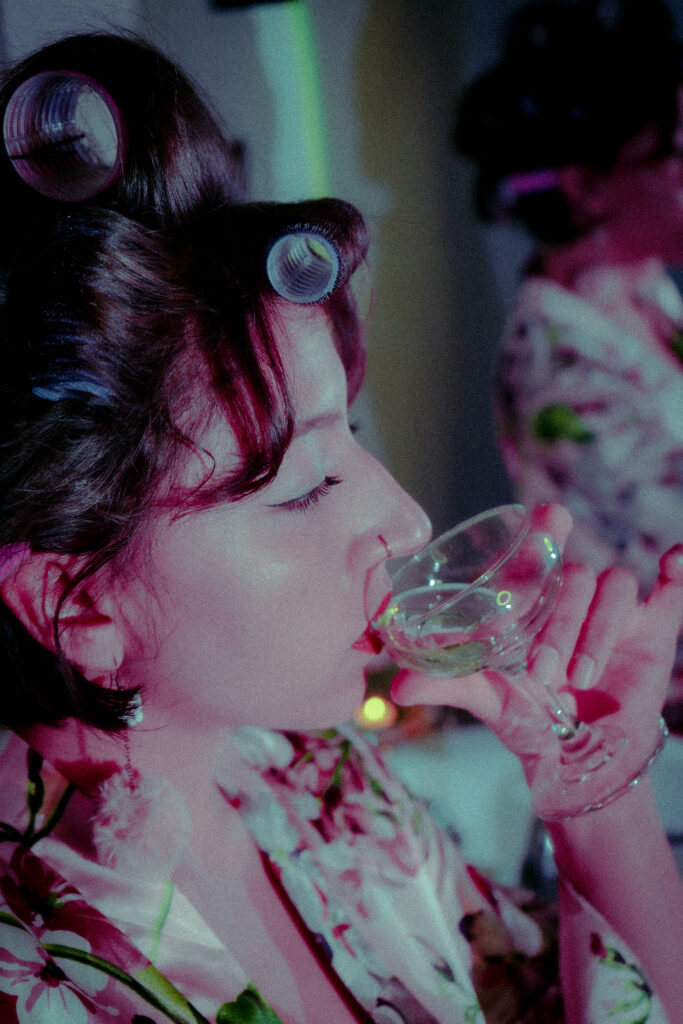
[508, 274, 622, 340]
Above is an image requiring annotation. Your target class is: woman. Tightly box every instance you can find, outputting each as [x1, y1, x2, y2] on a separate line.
[455, 0, 683, 723]
[0, 31, 681, 1024]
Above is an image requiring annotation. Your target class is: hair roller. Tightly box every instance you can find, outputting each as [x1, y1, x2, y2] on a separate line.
[266, 227, 341, 305]
[3, 69, 125, 202]
[262, 199, 368, 305]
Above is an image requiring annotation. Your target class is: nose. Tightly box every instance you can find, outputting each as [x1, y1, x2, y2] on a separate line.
[380, 482, 432, 561]
[346, 450, 432, 578]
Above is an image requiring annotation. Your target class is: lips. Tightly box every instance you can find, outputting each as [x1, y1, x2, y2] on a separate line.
[352, 627, 383, 654]
[352, 592, 391, 654]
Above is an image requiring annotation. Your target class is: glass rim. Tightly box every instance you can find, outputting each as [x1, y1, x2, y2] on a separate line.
[383, 503, 531, 628]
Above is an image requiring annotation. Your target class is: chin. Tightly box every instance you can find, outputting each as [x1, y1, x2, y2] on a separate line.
[279, 676, 368, 732]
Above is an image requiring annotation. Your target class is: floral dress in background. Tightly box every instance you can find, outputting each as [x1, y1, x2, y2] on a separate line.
[0, 725, 669, 1022]
[496, 260, 683, 717]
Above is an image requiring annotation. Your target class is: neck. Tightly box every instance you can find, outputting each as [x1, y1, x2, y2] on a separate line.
[19, 715, 250, 888]
[20, 713, 232, 835]
[539, 230, 663, 289]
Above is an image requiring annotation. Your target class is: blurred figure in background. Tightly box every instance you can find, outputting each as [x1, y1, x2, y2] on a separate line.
[455, 0, 683, 728]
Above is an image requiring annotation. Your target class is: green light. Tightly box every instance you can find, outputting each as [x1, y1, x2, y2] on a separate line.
[250, 1, 331, 197]
[287, 3, 330, 195]
[355, 695, 398, 730]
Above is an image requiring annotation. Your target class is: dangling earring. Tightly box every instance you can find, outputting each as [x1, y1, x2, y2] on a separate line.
[123, 689, 144, 726]
[120, 684, 143, 792]
[91, 673, 192, 879]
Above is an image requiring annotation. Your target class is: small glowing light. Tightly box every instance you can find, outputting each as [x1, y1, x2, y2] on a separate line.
[496, 589, 512, 608]
[543, 536, 558, 558]
[355, 695, 399, 730]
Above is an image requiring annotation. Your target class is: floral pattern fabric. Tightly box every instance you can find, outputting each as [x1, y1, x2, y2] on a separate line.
[213, 724, 668, 1023]
[0, 724, 670, 1022]
[0, 730, 280, 1024]
[496, 261, 683, 714]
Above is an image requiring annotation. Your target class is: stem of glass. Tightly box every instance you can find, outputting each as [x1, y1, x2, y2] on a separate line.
[509, 664, 581, 740]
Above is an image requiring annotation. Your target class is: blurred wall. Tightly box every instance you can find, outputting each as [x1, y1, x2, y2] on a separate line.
[0, 0, 550, 533]
[356, 0, 514, 532]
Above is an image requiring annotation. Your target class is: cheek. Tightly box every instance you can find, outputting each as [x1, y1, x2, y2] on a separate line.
[221, 561, 358, 691]
[166, 551, 343, 672]
[241, 564, 347, 662]
[130, 559, 367, 730]
[136, 506, 367, 717]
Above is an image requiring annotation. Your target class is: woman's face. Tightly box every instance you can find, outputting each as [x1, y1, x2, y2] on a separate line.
[591, 89, 683, 263]
[118, 306, 431, 732]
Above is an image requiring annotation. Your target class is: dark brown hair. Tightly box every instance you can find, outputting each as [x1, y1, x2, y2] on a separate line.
[0, 30, 245, 257]
[0, 34, 369, 732]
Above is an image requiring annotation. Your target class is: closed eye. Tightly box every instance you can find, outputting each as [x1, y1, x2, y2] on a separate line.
[270, 475, 343, 513]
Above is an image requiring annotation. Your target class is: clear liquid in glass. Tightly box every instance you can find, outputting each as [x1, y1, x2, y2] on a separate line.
[378, 530, 561, 677]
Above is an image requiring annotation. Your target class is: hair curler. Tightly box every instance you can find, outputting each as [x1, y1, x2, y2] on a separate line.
[266, 228, 341, 304]
[3, 69, 124, 202]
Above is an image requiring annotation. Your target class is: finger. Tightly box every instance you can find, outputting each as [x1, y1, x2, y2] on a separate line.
[529, 503, 573, 554]
[526, 642, 577, 716]
[567, 567, 638, 689]
[390, 667, 504, 722]
[535, 562, 597, 672]
[643, 544, 683, 630]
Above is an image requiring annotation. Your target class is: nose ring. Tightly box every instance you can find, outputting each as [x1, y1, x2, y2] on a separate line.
[378, 535, 392, 558]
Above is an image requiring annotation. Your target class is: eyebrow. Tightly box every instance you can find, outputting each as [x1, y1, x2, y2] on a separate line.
[292, 410, 345, 439]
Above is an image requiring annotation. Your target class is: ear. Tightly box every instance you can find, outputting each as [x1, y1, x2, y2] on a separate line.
[0, 553, 124, 682]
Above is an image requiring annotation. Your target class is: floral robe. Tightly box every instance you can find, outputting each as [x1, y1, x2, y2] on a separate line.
[496, 260, 683, 716]
[0, 724, 669, 1023]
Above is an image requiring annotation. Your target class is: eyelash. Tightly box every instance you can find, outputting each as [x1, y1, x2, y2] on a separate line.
[276, 474, 343, 513]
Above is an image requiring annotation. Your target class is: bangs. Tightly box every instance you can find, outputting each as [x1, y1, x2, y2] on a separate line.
[168, 198, 368, 511]
[178, 293, 294, 511]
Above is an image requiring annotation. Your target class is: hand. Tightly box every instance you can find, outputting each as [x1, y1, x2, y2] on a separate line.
[391, 503, 683, 775]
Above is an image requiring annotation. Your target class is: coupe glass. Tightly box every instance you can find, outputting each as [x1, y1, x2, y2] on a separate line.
[371, 504, 667, 819]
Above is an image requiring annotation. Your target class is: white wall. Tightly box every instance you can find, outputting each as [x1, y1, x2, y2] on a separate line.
[0, 0, 141, 60]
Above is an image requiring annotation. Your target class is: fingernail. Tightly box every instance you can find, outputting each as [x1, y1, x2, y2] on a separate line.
[530, 643, 560, 680]
[660, 545, 683, 582]
[572, 653, 596, 690]
[389, 669, 415, 704]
